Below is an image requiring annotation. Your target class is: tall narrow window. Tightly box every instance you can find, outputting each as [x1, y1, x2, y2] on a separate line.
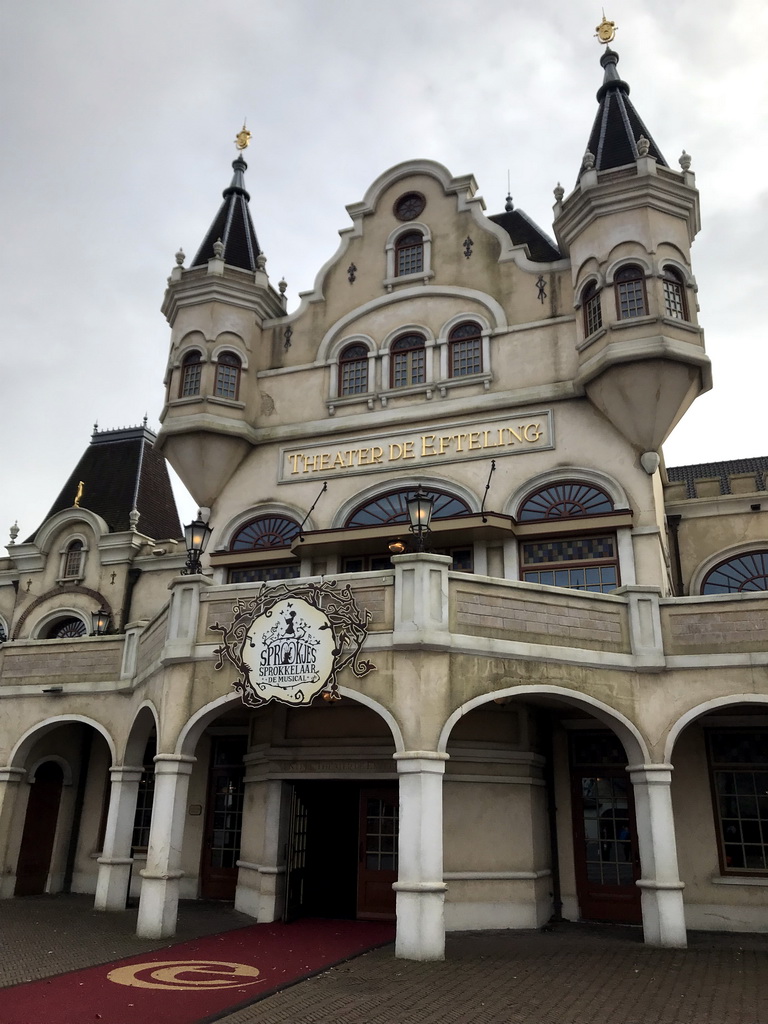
[339, 343, 369, 396]
[180, 351, 202, 397]
[663, 267, 688, 320]
[390, 334, 426, 388]
[583, 281, 603, 336]
[449, 322, 482, 377]
[708, 730, 768, 874]
[395, 232, 424, 276]
[615, 266, 647, 320]
[215, 352, 241, 400]
[63, 540, 83, 579]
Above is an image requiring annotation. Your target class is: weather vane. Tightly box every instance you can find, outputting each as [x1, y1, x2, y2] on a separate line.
[235, 120, 252, 151]
[595, 12, 617, 44]
[73, 481, 84, 508]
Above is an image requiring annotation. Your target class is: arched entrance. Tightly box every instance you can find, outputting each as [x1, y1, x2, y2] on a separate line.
[15, 761, 65, 895]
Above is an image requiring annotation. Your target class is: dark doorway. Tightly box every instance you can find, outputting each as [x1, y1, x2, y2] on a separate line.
[200, 736, 247, 900]
[15, 761, 64, 896]
[570, 733, 642, 924]
[284, 781, 397, 922]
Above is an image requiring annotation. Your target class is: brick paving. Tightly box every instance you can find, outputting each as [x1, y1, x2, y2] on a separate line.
[2, 897, 768, 1023]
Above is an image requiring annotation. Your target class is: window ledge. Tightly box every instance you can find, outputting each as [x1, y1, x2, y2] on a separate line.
[659, 316, 702, 335]
[383, 270, 435, 292]
[327, 394, 376, 416]
[435, 373, 492, 396]
[710, 875, 768, 886]
[608, 314, 660, 331]
[167, 395, 205, 408]
[576, 326, 607, 353]
[207, 396, 246, 410]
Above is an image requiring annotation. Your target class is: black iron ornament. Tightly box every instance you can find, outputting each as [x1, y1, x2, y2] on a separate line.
[212, 580, 375, 708]
[283, 326, 293, 350]
[536, 275, 547, 303]
[463, 236, 474, 259]
[347, 263, 357, 284]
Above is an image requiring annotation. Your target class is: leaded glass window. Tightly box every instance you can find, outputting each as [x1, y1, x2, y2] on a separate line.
[46, 617, 87, 638]
[180, 351, 202, 397]
[391, 334, 426, 388]
[214, 351, 241, 400]
[518, 482, 614, 521]
[663, 267, 687, 320]
[339, 343, 369, 396]
[395, 232, 424, 276]
[709, 730, 768, 874]
[521, 534, 618, 593]
[63, 540, 83, 578]
[583, 281, 603, 336]
[230, 515, 301, 551]
[449, 322, 482, 377]
[229, 563, 301, 584]
[615, 265, 647, 320]
[702, 552, 768, 594]
[346, 488, 470, 527]
[132, 736, 156, 850]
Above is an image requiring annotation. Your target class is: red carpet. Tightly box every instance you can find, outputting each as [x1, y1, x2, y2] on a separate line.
[1, 918, 395, 1024]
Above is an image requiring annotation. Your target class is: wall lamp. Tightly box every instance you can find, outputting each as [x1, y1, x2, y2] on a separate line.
[405, 487, 434, 552]
[91, 608, 111, 636]
[182, 514, 213, 575]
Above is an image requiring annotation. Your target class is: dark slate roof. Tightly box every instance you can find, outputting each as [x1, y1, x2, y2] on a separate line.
[190, 156, 262, 271]
[667, 457, 768, 499]
[488, 206, 561, 262]
[584, 48, 668, 172]
[29, 425, 184, 541]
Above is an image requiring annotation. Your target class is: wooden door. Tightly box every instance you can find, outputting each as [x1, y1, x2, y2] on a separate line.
[200, 737, 246, 901]
[571, 767, 641, 924]
[357, 786, 398, 921]
[15, 762, 64, 896]
[284, 787, 309, 922]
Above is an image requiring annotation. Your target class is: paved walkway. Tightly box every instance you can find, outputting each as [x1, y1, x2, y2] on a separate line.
[2, 896, 768, 1023]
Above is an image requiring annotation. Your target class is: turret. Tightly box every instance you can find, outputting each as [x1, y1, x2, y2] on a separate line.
[553, 44, 712, 462]
[155, 146, 285, 508]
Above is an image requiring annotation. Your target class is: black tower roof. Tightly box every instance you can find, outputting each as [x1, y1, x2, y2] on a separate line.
[584, 48, 668, 172]
[30, 424, 183, 542]
[190, 156, 262, 271]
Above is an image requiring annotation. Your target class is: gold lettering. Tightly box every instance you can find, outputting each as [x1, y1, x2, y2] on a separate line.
[468, 432, 481, 450]
[287, 453, 302, 474]
[389, 442, 404, 461]
[371, 446, 384, 464]
[303, 454, 319, 472]
[422, 434, 438, 457]
[497, 428, 505, 446]
[358, 447, 373, 466]
[320, 453, 332, 470]
[438, 436, 452, 455]
[332, 451, 346, 469]
[524, 423, 542, 443]
[453, 433, 468, 452]
[507, 427, 523, 444]
[482, 429, 500, 449]
[402, 440, 415, 459]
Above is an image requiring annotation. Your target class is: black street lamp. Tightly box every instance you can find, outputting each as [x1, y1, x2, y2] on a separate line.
[182, 514, 213, 575]
[91, 608, 111, 636]
[406, 487, 434, 552]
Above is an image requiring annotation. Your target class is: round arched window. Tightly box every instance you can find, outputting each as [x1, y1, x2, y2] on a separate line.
[517, 482, 614, 521]
[702, 551, 768, 594]
[345, 489, 470, 527]
[45, 617, 87, 639]
[230, 515, 301, 551]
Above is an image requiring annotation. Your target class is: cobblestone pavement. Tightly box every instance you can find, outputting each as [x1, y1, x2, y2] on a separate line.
[2, 897, 768, 1024]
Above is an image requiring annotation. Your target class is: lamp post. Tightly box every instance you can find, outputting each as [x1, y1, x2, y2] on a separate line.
[405, 487, 434, 552]
[182, 514, 213, 575]
[91, 608, 111, 636]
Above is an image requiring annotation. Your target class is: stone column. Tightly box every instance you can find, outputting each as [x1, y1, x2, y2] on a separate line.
[94, 765, 143, 911]
[136, 754, 195, 939]
[393, 752, 448, 961]
[235, 779, 286, 921]
[0, 768, 26, 898]
[629, 763, 687, 947]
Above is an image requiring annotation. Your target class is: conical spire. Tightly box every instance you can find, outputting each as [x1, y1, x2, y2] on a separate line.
[191, 156, 262, 271]
[583, 48, 668, 172]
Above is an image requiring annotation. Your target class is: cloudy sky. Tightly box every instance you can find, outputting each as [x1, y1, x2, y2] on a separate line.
[1, 0, 766, 541]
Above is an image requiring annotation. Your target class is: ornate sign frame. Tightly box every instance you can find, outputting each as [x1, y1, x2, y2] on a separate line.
[212, 580, 375, 708]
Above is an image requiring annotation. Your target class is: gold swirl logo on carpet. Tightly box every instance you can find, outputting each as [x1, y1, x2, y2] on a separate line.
[107, 959, 262, 991]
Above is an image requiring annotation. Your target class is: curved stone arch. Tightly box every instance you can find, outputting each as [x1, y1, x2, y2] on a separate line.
[658, 256, 694, 287]
[30, 607, 91, 640]
[14, 585, 113, 640]
[0, 612, 9, 643]
[332, 476, 480, 529]
[170, 331, 208, 370]
[437, 311, 492, 340]
[211, 342, 249, 371]
[27, 754, 74, 785]
[314, 286, 508, 364]
[437, 684, 650, 764]
[327, 333, 377, 364]
[505, 467, 630, 519]
[9, 715, 117, 769]
[574, 273, 604, 307]
[215, 503, 308, 553]
[123, 701, 161, 766]
[174, 690, 405, 758]
[573, 254, 604, 289]
[664, 694, 768, 764]
[380, 323, 435, 354]
[34, 507, 110, 555]
[604, 253, 654, 285]
[689, 542, 768, 596]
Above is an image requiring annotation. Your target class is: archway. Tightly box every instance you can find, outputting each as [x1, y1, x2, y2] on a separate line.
[15, 761, 65, 895]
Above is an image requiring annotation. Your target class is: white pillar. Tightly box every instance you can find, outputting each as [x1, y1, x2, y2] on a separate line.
[235, 779, 286, 921]
[393, 752, 448, 961]
[94, 766, 143, 911]
[136, 754, 195, 939]
[0, 768, 26, 898]
[629, 763, 687, 947]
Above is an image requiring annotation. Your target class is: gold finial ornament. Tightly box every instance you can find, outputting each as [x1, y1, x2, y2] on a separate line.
[235, 122, 252, 151]
[595, 12, 617, 44]
[73, 481, 84, 508]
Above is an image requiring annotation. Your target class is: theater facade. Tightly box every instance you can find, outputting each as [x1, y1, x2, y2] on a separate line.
[1, 43, 767, 960]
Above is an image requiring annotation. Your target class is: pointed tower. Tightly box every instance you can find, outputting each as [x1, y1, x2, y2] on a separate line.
[553, 45, 712, 458]
[155, 150, 285, 509]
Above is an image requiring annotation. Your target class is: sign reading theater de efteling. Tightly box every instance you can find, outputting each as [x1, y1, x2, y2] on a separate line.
[279, 411, 553, 481]
[212, 580, 375, 708]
